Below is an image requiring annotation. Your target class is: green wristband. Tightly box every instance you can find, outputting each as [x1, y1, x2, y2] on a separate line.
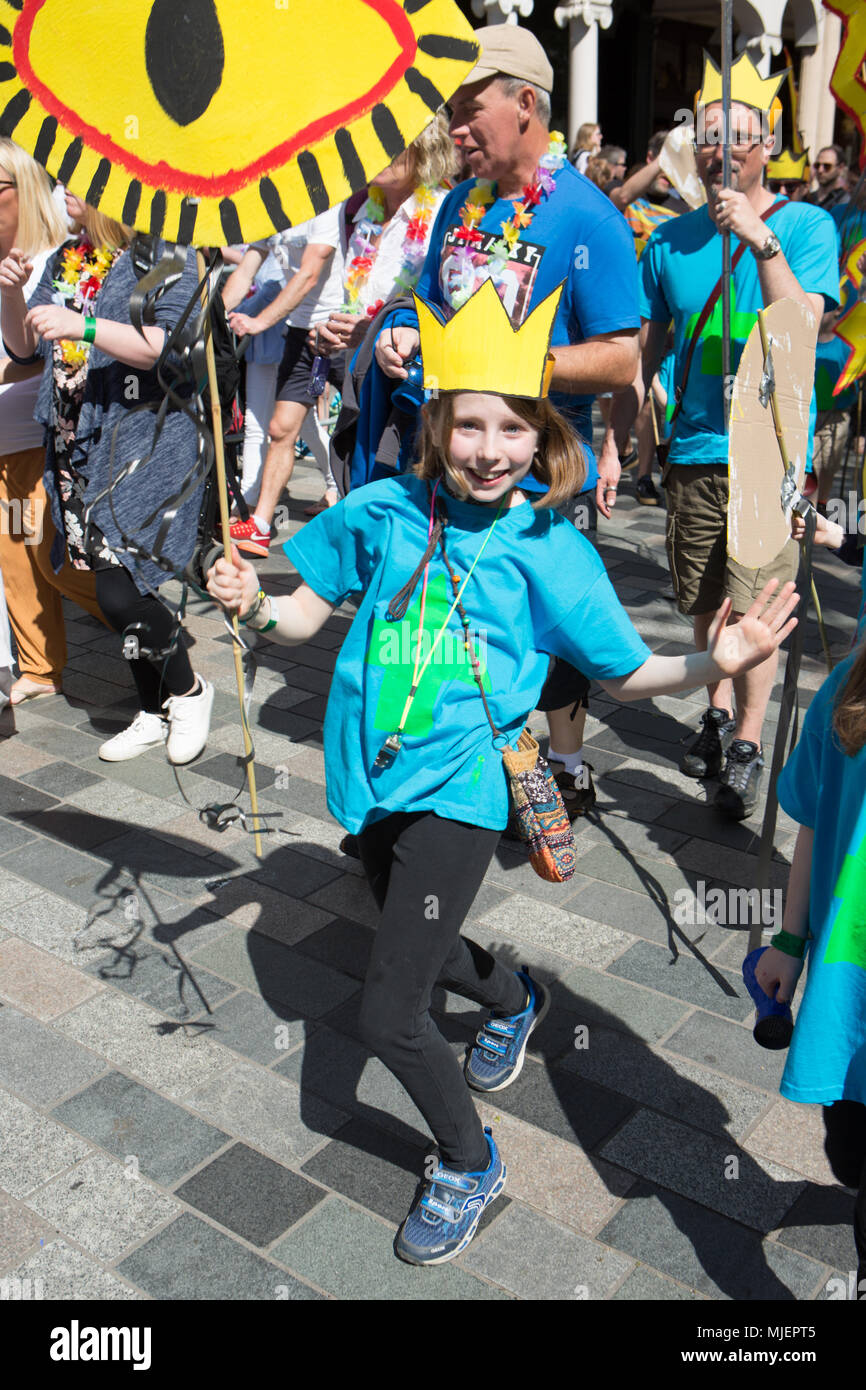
[770, 929, 807, 959]
[82, 316, 97, 345]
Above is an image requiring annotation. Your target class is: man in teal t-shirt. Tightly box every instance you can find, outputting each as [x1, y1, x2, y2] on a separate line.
[622, 92, 839, 820]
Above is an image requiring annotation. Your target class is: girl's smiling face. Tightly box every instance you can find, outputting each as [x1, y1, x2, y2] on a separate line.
[447, 392, 539, 507]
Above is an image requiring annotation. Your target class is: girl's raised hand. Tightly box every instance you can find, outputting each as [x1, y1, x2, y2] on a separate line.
[707, 580, 800, 677]
[205, 543, 259, 614]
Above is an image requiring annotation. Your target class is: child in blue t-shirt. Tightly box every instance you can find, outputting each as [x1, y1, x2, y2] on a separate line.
[756, 639, 866, 1297]
[206, 377, 798, 1267]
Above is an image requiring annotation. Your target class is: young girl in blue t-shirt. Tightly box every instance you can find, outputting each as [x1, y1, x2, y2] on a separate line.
[206, 291, 798, 1266]
[756, 637, 866, 1298]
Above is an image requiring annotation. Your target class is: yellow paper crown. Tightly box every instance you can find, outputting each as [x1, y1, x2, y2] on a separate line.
[767, 147, 809, 180]
[696, 51, 787, 130]
[414, 279, 562, 398]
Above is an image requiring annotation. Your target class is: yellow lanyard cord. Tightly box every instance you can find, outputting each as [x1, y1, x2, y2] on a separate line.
[394, 497, 506, 736]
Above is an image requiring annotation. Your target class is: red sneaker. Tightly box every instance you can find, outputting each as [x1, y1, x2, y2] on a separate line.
[230, 516, 270, 557]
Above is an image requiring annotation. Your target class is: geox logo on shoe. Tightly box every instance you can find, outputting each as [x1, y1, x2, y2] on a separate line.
[49, 1322, 152, 1371]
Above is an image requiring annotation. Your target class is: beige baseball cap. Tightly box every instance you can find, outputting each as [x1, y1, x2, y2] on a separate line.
[461, 24, 554, 93]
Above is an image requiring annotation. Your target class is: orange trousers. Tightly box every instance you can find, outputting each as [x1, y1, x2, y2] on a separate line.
[0, 444, 107, 685]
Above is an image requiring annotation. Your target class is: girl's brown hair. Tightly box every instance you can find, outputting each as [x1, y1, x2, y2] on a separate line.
[833, 639, 866, 757]
[413, 391, 587, 510]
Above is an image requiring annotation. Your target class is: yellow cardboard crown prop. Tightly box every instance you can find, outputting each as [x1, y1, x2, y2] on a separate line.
[696, 51, 786, 129]
[414, 279, 562, 398]
[767, 148, 809, 181]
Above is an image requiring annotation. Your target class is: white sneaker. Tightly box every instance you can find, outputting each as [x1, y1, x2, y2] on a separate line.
[99, 710, 168, 761]
[163, 675, 214, 765]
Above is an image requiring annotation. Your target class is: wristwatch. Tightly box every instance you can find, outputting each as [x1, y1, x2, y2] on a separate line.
[755, 230, 782, 260]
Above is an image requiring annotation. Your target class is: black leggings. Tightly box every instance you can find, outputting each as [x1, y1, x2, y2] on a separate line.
[356, 810, 526, 1172]
[95, 566, 195, 714]
[823, 1100, 866, 1296]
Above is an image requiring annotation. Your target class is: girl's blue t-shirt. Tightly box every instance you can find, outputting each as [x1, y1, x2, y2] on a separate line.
[283, 474, 650, 834]
[776, 651, 866, 1105]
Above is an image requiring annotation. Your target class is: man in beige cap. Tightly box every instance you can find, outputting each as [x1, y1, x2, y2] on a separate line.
[372, 24, 641, 816]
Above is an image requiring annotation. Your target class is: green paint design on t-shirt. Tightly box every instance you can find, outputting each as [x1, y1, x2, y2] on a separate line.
[366, 570, 490, 736]
[685, 284, 757, 378]
[823, 831, 866, 969]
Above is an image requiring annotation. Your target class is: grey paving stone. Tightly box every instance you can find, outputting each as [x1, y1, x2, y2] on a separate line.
[561, 878, 728, 955]
[301, 1117, 430, 1224]
[277, 1027, 431, 1148]
[0, 839, 115, 909]
[0, 1007, 107, 1106]
[584, 726, 686, 776]
[271, 1197, 508, 1299]
[259, 775, 333, 823]
[117, 1212, 319, 1300]
[5, 1238, 144, 1300]
[576, 814, 689, 861]
[82, 943, 238, 1020]
[183, 1059, 348, 1164]
[673, 838, 791, 892]
[608, 939, 754, 1021]
[19, 802, 143, 853]
[188, 928, 359, 1018]
[175, 1143, 325, 1246]
[461, 1200, 633, 1300]
[776, 1182, 860, 1274]
[26, 1152, 179, 1261]
[661, 1009, 789, 1091]
[0, 771, 59, 822]
[205, 989, 314, 1065]
[52, 1071, 230, 1187]
[556, 1023, 773, 1139]
[293, 917, 375, 982]
[569, 843, 704, 900]
[485, 844, 598, 906]
[87, 830, 237, 900]
[0, 1186, 55, 1267]
[242, 844, 345, 899]
[556, 962, 692, 1044]
[54, 991, 233, 1099]
[477, 892, 634, 971]
[201, 874, 337, 945]
[599, 1109, 805, 1231]
[0, 819, 36, 856]
[0, 1088, 92, 1198]
[656, 800, 765, 851]
[605, 705, 693, 746]
[0, 889, 112, 966]
[458, 1050, 634, 1153]
[305, 873, 380, 929]
[187, 752, 277, 790]
[597, 1180, 828, 1300]
[611, 1266, 705, 1300]
[19, 761, 103, 799]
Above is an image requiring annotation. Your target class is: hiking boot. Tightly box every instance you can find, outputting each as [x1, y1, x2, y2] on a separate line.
[395, 1129, 506, 1266]
[551, 761, 596, 819]
[635, 475, 660, 505]
[681, 707, 736, 778]
[229, 516, 270, 557]
[715, 740, 764, 820]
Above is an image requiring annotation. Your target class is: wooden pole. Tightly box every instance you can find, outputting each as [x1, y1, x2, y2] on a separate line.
[196, 250, 263, 857]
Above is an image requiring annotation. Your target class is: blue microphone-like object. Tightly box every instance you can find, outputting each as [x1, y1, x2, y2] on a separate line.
[742, 946, 794, 1050]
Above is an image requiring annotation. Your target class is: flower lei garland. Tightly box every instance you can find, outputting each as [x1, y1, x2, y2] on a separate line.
[52, 239, 120, 367]
[451, 131, 568, 308]
[343, 185, 438, 319]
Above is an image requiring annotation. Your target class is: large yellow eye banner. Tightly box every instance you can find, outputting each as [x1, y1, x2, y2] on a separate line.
[0, 0, 478, 245]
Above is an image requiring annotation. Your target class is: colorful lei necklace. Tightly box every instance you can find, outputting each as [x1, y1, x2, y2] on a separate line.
[450, 131, 568, 308]
[52, 239, 121, 368]
[344, 185, 438, 319]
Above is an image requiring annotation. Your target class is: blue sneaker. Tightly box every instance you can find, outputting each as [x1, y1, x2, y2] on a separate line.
[396, 1129, 506, 1265]
[464, 969, 549, 1092]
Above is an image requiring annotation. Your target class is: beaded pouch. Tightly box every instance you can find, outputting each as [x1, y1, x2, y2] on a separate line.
[501, 728, 576, 883]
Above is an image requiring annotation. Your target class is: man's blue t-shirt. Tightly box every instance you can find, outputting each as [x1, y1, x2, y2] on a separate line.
[283, 474, 650, 834]
[776, 652, 866, 1106]
[640, 200, 840, 468]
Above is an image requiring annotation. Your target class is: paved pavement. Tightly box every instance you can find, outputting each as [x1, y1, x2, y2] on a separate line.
[0, 458, 861, 1302]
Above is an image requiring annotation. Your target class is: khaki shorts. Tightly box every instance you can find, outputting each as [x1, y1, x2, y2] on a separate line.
[664, 463, 799, 616]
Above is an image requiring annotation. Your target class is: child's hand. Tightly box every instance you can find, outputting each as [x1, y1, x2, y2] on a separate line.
[206, 543, 259, 614]
[754, 944, 804, 1005]
[707, 580, 799, 677]
[791, 509, 845, 550]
